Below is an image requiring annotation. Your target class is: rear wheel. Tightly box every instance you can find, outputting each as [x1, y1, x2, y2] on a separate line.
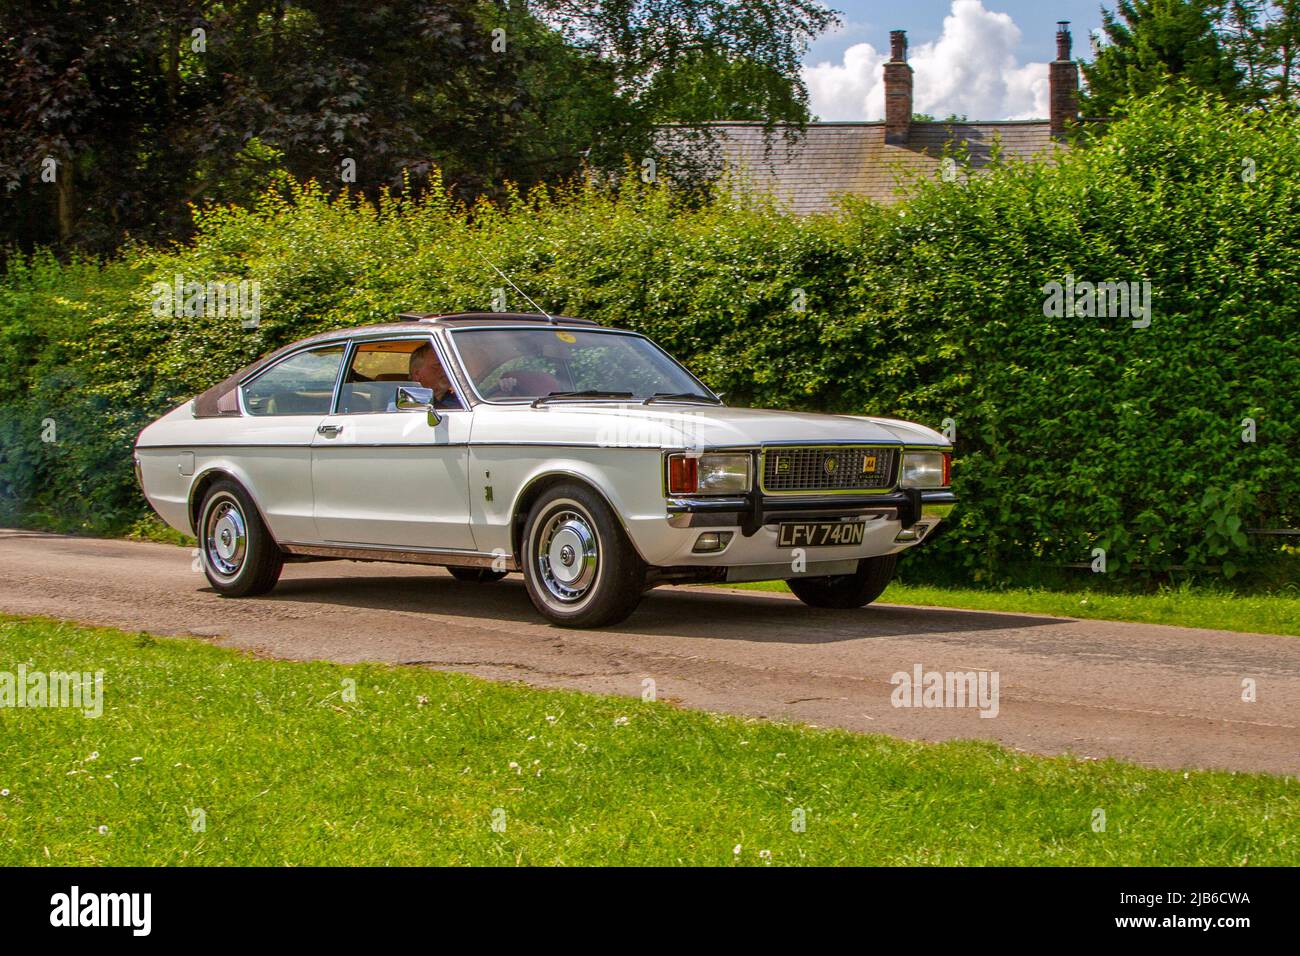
[198, 479, 284, 597]
[447, 567, 507, 583]
[521, 482, 645, 628]
[786, 554, 897, 609]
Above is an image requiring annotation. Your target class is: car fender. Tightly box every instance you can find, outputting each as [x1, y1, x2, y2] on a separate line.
[474, 448, 666, 564]
[185, 457, 274, 538]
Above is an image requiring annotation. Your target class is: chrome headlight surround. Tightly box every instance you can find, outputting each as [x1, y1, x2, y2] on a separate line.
[899, 450, 951, 489]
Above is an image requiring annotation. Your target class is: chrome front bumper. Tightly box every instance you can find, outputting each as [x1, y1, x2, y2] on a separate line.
[666, 489, 957, 534]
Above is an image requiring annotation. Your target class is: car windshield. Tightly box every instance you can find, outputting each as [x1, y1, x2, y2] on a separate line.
[450, 327, 713, 402]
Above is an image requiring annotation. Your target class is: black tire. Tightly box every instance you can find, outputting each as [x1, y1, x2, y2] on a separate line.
[447, 567, 508, 583]
[520, 482, 645, 628]
[197, 479, 284, 597]
[786, 554, 897, 609]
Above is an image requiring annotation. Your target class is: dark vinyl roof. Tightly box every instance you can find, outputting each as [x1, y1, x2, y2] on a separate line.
[665, 121, 1066, 214]
[397, 311, 599, 326]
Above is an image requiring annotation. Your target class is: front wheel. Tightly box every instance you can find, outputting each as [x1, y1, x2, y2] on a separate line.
[198, 479, 284, 597]
[521, 482, 645, 628]
[786, 554, 897, 609]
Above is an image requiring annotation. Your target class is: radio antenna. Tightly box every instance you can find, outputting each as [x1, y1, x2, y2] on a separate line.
[476, 250, 555, 323]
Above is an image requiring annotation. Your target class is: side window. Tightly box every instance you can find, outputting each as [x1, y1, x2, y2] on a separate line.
[336, 338, 450, 414]
[241, 345, 345, 417]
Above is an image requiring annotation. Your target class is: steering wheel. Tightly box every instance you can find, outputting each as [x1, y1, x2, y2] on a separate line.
[481, 376, 520, 400]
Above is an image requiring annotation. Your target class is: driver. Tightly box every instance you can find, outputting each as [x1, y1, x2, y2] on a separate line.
[407, 344, 463, 409]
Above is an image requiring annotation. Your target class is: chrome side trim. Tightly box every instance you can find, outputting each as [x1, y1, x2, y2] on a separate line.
[279, 542, 518, 572]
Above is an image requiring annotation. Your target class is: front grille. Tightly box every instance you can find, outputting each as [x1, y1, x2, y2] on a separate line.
[761, 446, 897, 493]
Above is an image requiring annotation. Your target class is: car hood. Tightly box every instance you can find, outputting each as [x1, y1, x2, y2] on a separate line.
[469, 403, 949, 449]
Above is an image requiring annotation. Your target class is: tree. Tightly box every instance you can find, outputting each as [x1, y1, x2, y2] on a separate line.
[531, 1, 839, 193]
[0, 0, 839, 254]
[1082, 0, 1245, 115]
[531, 0, 837, 123]
[0, 1, 552, 252]
[1212, 1, 1300, 105]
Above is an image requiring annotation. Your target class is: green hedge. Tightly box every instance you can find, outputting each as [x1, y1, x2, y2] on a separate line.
[2, 93, 1297, 585]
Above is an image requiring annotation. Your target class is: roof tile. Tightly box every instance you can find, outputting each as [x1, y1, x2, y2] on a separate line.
[661, 121, 1067, 214]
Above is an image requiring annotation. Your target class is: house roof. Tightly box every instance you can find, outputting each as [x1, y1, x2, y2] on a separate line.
[668, 120, 1066, 214]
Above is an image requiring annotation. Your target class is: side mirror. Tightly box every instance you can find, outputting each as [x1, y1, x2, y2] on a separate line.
[395, 385, 441, 427]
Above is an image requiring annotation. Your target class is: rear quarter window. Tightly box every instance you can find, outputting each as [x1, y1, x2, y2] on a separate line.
[240, 346, 345, 416]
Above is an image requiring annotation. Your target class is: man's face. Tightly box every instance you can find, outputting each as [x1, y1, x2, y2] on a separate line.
[410, 350, 451, 399]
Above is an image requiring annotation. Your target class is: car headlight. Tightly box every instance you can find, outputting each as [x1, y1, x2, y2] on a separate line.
[899, 451, 951, 489]
[667, 453, 751, 495]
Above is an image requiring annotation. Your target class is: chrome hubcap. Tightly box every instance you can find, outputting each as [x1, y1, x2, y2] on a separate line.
[205, 497, 247, 578]
[537, 508, 598, 604]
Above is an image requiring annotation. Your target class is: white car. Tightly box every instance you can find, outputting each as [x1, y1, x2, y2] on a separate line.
[135, 312, 956, 627]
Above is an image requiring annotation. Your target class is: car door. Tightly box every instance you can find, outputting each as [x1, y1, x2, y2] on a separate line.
[232, 342, 347, 544]
[310, 335, 476, 551]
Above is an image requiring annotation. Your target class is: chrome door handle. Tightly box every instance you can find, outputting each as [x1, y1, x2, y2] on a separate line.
[317, 424, 343, 437]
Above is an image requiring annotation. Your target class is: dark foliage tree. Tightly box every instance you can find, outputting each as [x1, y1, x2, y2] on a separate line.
[0, 0, 837, 254]
[1082, 0, 1245, 115]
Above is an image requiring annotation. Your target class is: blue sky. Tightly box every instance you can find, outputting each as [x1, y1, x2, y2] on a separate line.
[801, 0, 1110, 121]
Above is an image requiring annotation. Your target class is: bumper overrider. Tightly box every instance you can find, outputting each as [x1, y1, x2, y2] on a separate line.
[666, 488, 957, 536]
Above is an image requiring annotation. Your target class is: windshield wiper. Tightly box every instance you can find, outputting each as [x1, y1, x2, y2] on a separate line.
[531, 390, 635, 407]
[643, 392, 723, 405]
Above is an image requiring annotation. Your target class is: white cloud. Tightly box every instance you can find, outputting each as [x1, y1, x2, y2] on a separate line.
[802, 0, 1051, 122]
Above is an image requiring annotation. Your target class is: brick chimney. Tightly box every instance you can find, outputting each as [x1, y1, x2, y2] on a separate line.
[1050, 21, 1079, 138]
[884, 30, 913, 145]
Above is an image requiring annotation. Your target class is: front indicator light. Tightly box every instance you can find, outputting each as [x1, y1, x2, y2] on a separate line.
[668, 454, 698, 494]
[667, 453, 751, 495]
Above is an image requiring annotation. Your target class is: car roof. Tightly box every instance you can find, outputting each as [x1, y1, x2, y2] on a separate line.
[191, 311, 614, 417]
[396, 311, 601, 327]
[298, 312, 606, 346]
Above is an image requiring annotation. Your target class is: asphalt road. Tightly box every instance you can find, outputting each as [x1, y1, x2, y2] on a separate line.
[1, 529, 1296, 775]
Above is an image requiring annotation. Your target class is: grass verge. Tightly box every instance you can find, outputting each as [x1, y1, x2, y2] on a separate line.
[723, 581, 1300, 637]
[0, 615, 1295, 866]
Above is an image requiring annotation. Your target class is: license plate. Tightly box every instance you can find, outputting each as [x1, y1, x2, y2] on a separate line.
[778, 521, 866, 548]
